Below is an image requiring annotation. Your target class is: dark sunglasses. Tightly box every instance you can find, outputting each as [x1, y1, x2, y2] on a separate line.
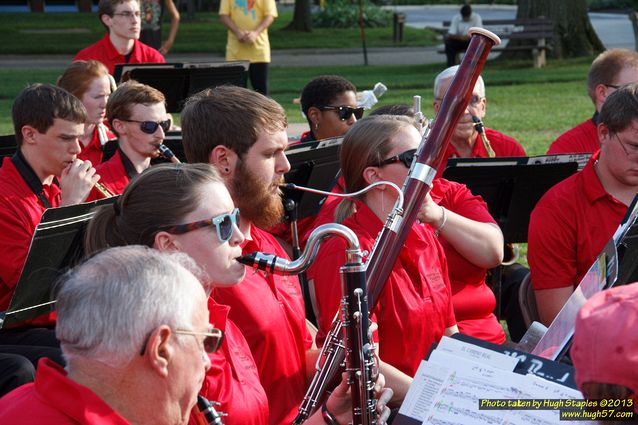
[376, 149, 417, 168]
[174, 328, 225, 353]
[160, 208, 240, 243]
[318, 105, 364, 121]
[119, 118, 171, 134]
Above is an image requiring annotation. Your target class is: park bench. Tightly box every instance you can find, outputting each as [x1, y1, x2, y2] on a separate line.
[436, 18, 555, 68]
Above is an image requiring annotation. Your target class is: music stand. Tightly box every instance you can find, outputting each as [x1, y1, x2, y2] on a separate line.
[442, 156, 581, 321]
[282, 136, 344, 324]
[283, 136, 344, 220]
[120, 61, 249, 112]
[0, 134, 17, 161]
[1, 197, 117, 328]
[442, 157, 579, 243]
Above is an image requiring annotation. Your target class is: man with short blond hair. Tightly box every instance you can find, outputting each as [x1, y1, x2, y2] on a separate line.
[548, 48, 638, 154]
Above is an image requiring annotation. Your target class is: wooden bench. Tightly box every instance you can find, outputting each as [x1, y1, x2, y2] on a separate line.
[437, 18, 554, 68]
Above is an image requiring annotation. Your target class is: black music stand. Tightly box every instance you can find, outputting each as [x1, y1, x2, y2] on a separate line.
[282, 137, 344, 324]
[1, 197, 116, 328]
[117, 61, 249, 112]
[0, 134, 17, 161]
[442, 158, 579, 243]
[442, 156, 580, 320]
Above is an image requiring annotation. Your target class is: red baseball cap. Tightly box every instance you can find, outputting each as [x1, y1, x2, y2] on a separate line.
[572, 283, 638, 407]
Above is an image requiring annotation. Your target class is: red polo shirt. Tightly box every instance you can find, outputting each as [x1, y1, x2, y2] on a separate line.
[203, 299, 269, 425]
[308, 201, 456, 377]
[431, 178, 505, 344]
[94, 150, 134, 196]
[78, 123, 116, 166]
[547, 118, 599, 155]
[74, 34, 165, 75]
[213, 225, 312, 425]
[0, 157, 60, 325]
[0, 359, 131, 424]
[528, 152, 628, 290]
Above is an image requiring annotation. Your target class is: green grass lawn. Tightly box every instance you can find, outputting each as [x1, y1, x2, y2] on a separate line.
[0, 11, 438, 55]
[0, 56, 594, 158]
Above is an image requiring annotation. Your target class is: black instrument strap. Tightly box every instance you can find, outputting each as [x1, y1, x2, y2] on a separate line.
[11, 151, 58, 209]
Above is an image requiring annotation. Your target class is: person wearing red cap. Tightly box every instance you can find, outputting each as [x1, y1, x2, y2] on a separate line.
[528, 83, 638, 326]
[571, 283, 638, 413]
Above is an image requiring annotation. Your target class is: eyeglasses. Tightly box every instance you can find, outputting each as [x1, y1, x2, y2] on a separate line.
[119, 119, 171, 134]
[605, 84, 621, 90]
[174, 328, 224, 353]
[160, 208, 240, 243]
[375, 149, 417, 168]
[112, 11, 141, 19]
[435, 94, 483, 107]
[318, 105, 364, 121]
[614, 133, 638, 159]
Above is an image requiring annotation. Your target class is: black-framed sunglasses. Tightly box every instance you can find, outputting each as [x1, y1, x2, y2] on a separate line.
[159, 208, 240, 243]
[174, 328, 225, 353]
[375, 149, 417, 168]
[119, 118, 171, 134]
[318, 105, 364, 121]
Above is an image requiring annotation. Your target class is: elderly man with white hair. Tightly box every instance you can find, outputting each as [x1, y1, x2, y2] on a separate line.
[433, 65, 526, 167]
[0, 246, 218, 425]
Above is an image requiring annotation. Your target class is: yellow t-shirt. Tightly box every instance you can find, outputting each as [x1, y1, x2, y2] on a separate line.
[219, 0, 278, 63]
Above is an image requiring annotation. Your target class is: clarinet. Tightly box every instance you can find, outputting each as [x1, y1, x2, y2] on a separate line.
[196, 395, 225, 425]
[158, 144, 181, 164]
[237, 224, 376, 425]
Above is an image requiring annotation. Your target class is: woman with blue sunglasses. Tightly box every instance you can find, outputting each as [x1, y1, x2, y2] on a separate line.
[84, 163, 391, 425]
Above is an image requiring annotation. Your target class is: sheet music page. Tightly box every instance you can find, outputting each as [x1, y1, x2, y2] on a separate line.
[398, 361, 450, 421]
[434, 336, 519, 371]
[422, 357, 521, 424]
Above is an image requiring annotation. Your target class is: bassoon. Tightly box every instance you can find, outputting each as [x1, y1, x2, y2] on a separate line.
[247, 27, 501, 424]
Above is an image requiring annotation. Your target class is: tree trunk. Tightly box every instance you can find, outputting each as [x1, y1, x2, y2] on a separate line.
[284, 0, 313, 32]
[503, 0, 604, 60]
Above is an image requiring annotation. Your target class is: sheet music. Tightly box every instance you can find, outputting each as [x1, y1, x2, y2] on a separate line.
[397, 338, 585, 425]
[434, 336, 519, 371]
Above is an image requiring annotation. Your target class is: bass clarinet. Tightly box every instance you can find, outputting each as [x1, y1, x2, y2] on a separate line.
[283, 27, 502, 424]
[238, 223, 377, 425]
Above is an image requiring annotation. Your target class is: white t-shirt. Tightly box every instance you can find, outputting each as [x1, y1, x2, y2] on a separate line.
[448, 13, 483, 36]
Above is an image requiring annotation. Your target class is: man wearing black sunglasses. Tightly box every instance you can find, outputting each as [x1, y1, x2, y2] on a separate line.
[0, 246, 219, 425]
[95, 80, 168, 195]
[299, 75, 361, 143]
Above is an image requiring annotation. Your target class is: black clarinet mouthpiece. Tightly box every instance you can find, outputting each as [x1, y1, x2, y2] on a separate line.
[472, 115, 485, 134]
[236, 252, 280, 273]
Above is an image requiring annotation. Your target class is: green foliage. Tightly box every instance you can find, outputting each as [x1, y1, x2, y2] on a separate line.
[0, 11, 436, 54]
[313, 0, 391, 28]
[390, 0, 516, 4]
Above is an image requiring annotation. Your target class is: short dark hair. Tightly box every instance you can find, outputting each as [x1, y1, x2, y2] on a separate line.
[98, 0, 137, 31]
[180, 86, 287, 163]
[12, 84, 87, 147]
[599, 82, 638, 135]
[300, 75, 357, 124]
[461, 4, 472, 17]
